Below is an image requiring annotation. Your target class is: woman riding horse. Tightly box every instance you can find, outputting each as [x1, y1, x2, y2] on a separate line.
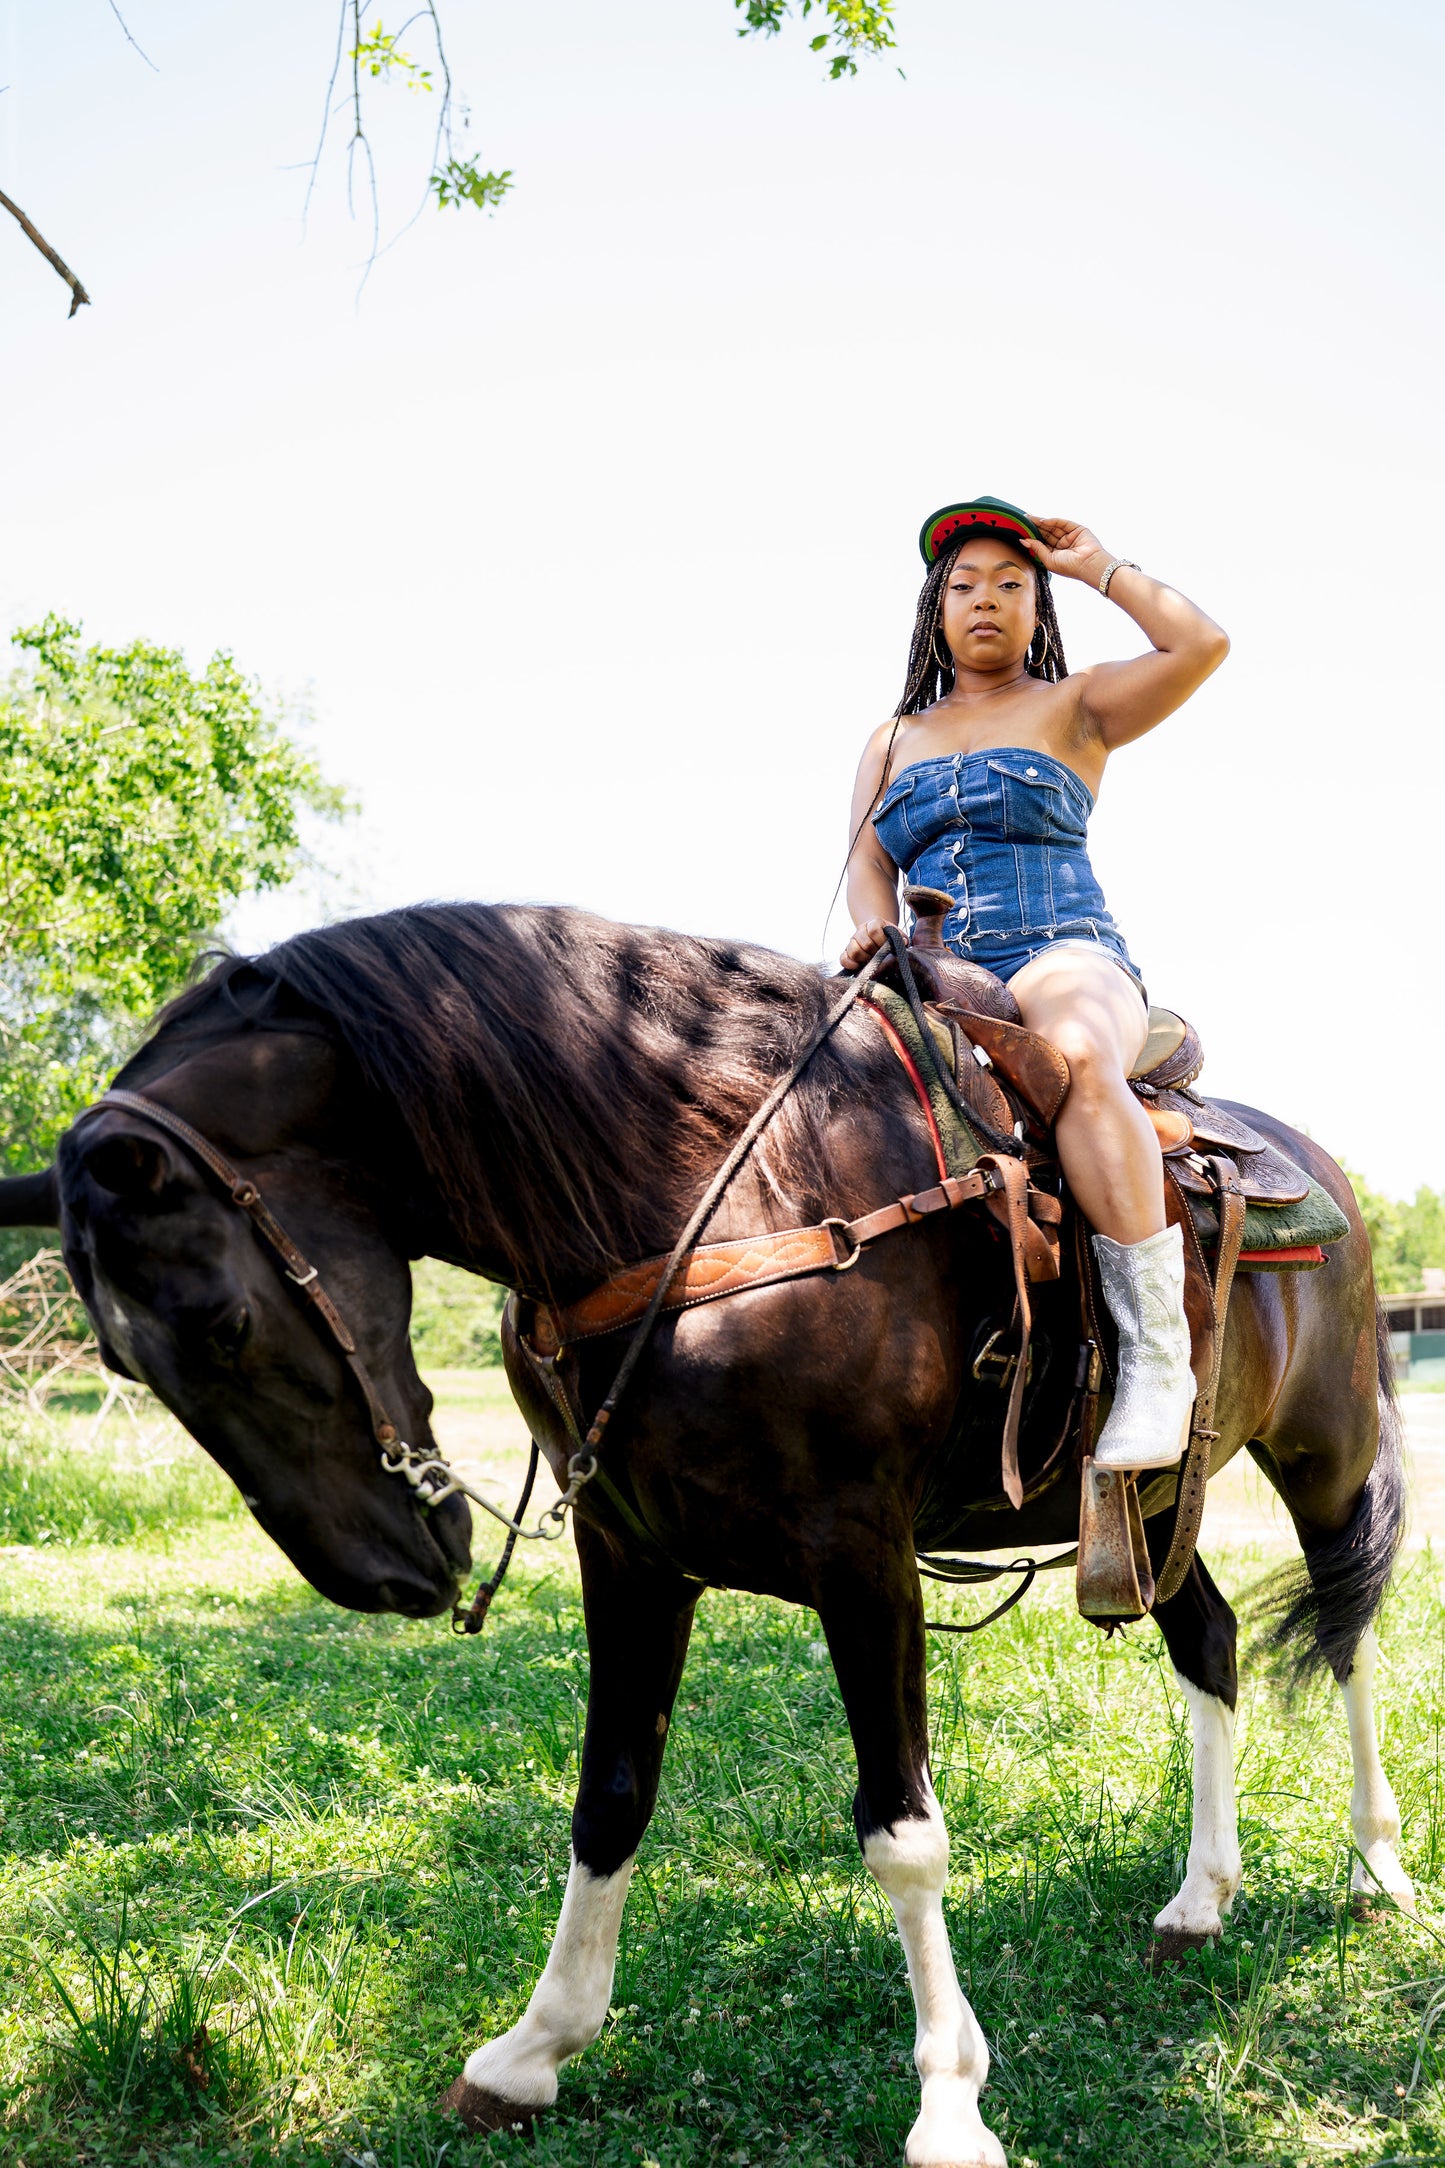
[843, 498, 1229, 1473]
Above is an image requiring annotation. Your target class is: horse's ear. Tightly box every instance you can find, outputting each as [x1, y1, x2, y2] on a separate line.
[82, 1133, 173, 1201]
[0, 1169, 59, 1227]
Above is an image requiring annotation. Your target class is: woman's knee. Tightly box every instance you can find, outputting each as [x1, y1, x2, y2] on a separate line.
[1046, 1020, 1125, 1088]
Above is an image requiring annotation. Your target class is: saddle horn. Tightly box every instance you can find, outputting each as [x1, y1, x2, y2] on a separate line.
[898, 886, 1024, 1024]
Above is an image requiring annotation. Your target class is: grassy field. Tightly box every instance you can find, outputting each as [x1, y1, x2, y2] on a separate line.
[1, 1378, 1444, 2167]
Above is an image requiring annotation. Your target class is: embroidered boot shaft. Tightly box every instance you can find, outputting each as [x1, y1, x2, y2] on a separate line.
[1092, 1223, 1195, 1471]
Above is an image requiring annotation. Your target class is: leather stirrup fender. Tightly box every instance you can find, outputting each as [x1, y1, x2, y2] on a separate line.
[939, 1006, 1072, 1131]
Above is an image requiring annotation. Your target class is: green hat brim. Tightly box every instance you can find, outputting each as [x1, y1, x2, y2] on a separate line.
[919, 497, 1043, 565]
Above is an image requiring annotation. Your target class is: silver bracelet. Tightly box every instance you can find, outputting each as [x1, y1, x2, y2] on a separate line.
[1099, 557, 1141, 597]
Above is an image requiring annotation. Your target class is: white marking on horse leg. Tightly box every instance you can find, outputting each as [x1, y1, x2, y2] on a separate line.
[461, 1852, 634, 2110]
[863, 1783, 1006, 2168]
[1153, 1675, 1242, 1945]
[1341, 1629, 1415, 1910]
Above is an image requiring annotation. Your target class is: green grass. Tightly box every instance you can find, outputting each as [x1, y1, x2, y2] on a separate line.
[0, 1398, 246, 1547]
[1, 1391, 1444, 2166]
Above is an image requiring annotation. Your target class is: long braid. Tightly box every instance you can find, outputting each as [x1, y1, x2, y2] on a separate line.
[895, 535, 1069, 717]
[1029, 564, 1068, 688]
[894, 552, 957, 717]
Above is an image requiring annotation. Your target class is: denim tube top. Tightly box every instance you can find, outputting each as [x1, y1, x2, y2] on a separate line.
[870, 747, 1141, 984]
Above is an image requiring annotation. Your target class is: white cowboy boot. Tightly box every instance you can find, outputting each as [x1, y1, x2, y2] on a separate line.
[1092, 1224, 1195, 1471]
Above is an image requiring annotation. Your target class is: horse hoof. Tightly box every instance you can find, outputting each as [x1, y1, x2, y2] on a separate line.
[437, 2074, 540, 2132]
[1147, 1925, 1218, 1971]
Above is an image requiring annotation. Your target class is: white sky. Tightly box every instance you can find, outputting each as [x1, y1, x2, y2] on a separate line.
[3, 0, 1442, 1192]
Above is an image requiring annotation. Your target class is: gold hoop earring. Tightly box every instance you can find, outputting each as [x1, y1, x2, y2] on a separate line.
[1029, 624, 1050, 671]
[932, 628, 952, 672]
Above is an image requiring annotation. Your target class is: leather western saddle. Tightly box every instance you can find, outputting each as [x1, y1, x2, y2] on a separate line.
[890, 885, 1315, 1626]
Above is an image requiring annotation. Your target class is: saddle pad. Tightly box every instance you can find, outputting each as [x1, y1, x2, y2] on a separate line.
[863, 986, 982, 1177]
[1184, 1173, 1351, 1255]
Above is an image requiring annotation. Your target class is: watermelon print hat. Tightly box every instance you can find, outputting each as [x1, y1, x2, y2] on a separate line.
[918, 496, 1043, 565]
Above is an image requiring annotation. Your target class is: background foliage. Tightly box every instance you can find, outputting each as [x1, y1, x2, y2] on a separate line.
[0, 617, 343, 1181]
[1342, 1169, 1445, 1294]
[408, 1261, 507, 1369]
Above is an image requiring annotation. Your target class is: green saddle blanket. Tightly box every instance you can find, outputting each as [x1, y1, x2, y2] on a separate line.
[1189, 1181, 1349, 1262]
[864, 984, 983, 1177]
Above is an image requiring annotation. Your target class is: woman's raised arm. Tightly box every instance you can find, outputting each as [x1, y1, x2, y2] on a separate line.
[1023, 518, 1230, 752]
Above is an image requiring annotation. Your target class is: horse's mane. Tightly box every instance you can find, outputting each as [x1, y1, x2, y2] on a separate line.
[123, 903, 850, 1289]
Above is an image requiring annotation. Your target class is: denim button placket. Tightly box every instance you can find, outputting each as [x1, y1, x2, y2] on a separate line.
[872, 749, 1136, 983]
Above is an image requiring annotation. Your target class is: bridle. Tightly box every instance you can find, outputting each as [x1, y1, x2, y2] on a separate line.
[77, 1090, 575, 1551]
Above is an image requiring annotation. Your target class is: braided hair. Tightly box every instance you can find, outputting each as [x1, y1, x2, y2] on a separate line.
[894, 533, 1068, 718]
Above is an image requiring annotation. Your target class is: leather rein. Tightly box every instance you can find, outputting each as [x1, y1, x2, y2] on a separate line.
[78, 939, 1058, 1633]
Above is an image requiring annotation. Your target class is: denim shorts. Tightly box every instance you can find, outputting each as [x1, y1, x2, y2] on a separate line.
[871, 746, 1144, 994]
[970, 929, 1146, 1000]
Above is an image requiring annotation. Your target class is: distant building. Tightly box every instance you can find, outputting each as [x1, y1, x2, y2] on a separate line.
[1383, 1266, 1445, 1382]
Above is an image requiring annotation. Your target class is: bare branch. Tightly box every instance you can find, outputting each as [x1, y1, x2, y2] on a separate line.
[104, 0, 159, 71]
[347, 0, 381, 292]
[0, 189, 90, 317]
[302, 0, 351, 232]
[422, 0, 455, 152]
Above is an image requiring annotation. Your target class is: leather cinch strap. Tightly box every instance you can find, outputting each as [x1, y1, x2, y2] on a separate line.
[1155, 1154, 1247, 1605]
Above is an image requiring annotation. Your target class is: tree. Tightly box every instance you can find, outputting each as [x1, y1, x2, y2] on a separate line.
[3, 1, 900, 312]
[0, 616, 345, 1179]
[1340, 1165, 1445, 1293]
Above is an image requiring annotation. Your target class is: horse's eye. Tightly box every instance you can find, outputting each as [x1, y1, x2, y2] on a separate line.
[205, 1304, 251, 1363]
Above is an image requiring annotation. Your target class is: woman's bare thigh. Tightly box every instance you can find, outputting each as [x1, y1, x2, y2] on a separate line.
[1007, 945, 1149, 1071]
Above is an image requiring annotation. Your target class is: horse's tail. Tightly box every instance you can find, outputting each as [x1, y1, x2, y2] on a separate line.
[1255, 1300, 1407, 1686]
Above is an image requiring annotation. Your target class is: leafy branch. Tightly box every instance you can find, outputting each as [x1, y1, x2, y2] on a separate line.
[7, 1, 901, 317]
[307, 0, 895, 280]
[305, 2, 511, 281]
[431, 158, 512, 214]
[733, 0, 898, 78]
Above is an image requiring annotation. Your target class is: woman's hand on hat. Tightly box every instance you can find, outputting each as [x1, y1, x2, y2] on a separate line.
[1022, 518, 1110, 584]
[842, 918, 892, 972]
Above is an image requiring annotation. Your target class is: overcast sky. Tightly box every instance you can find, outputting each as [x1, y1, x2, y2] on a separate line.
[3, 0, 1442, 1191]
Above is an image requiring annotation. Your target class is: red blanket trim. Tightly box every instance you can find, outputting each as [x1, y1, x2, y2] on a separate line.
[860, 998, 949, 1182]
[1237, 1244, 1327, 1266]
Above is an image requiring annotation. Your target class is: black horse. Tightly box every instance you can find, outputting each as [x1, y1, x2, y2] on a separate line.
[0, 902, 1409, 2167]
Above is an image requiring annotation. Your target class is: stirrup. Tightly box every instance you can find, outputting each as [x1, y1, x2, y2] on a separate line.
[1076, 1457, 1154, 1624]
